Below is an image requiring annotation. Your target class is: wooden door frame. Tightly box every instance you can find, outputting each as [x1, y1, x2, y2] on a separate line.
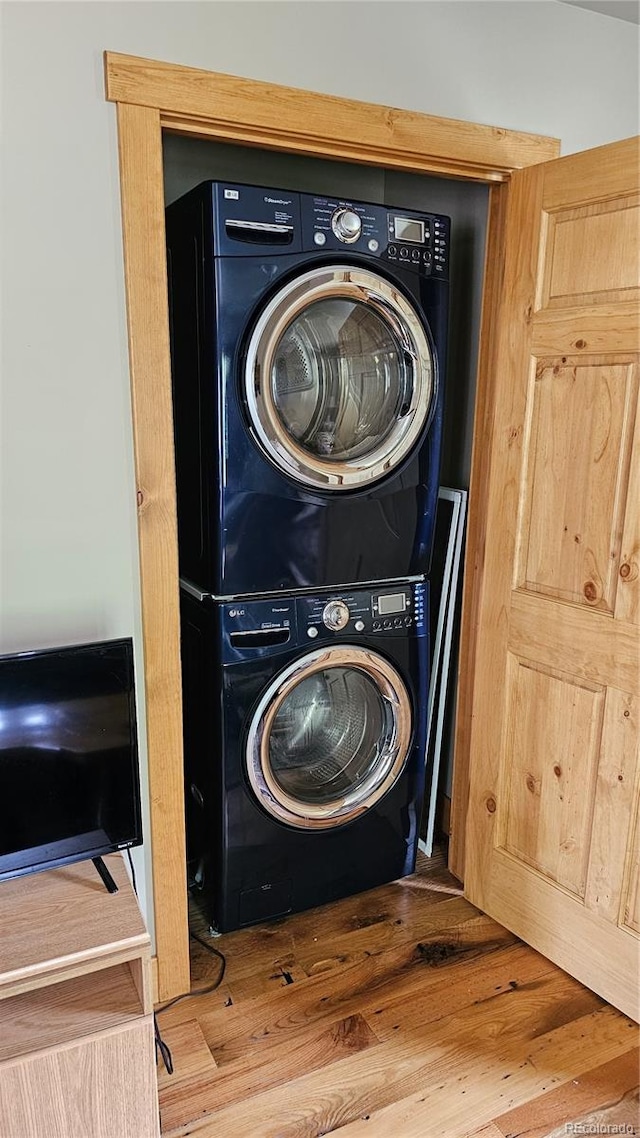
[104, 51, 560, 1001]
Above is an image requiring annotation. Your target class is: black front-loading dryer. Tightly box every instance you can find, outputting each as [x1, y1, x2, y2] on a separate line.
[180, 580, 428, 933]
[166, 181, 449, 598]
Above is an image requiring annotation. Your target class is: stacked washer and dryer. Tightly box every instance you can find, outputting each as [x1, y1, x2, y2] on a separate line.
[166, 181, 450, 933]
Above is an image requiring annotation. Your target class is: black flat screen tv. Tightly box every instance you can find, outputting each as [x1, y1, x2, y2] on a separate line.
[0, 637, 142, 881]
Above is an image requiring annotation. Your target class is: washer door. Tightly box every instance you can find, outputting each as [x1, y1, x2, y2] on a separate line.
[244, 265, 435, 490]
[246, 645, 413, 830]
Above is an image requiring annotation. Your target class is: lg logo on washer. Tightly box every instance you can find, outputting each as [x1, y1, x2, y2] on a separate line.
[228, 608, 245, 618]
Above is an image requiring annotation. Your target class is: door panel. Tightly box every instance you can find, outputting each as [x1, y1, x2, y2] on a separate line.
[541, 196, 640, 307]
[501, 658, 604, 898]
[518, 360, 637, 612]
[585, 687, 638, 923]
[464, 137, 640, 1020]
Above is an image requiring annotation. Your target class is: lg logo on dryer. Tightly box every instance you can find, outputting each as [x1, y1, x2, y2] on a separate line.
[228, 608, 245, 618]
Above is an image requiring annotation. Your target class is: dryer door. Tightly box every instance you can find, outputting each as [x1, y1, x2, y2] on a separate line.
[245, 645, 413, 829]
[244, 265, 435, 490]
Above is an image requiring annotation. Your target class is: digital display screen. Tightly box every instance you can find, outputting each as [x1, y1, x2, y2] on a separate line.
[377, 593, 407, 616]
[393, 217, 425, 244]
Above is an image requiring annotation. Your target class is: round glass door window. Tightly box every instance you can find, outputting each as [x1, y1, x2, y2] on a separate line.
[245, 646, 412, 829]
[244, 266, 435, 490]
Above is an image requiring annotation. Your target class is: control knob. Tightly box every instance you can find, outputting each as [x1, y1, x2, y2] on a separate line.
[322, 600, 350, 631]
[331, 208, 362, 244]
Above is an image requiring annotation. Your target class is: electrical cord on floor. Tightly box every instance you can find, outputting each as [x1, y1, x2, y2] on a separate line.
[189, 929, 227, 980]
[123, 849, 173, 1074]
[154, 1013, 174, 1075]
[153, 936, 226, 1076]
[154, 931, 226, 1017]
[124, 855, 225, 1072]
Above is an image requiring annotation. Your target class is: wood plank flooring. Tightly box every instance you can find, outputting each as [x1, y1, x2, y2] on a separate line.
[154, 851, 639, 1137]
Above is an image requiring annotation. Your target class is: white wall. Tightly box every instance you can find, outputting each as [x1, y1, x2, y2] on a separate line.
[1, 0, 638, 938]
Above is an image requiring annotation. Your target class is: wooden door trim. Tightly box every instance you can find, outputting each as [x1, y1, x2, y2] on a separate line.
[448, 180, 509, 879]
[105, 50, 560, 1000]
[115, 101, 189, 1003]
[105, 52, 559, 184]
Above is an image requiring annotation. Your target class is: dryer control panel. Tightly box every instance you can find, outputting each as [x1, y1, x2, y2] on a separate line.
[210, 181, 449, 278]
[302, 194, 450, 279]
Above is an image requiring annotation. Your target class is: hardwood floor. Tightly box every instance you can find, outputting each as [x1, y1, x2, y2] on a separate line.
[154, 851, 639, 1137]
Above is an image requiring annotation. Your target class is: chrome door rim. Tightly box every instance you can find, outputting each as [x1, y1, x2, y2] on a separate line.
[244, 265, 435, 490]
[245, 645, 413, 830]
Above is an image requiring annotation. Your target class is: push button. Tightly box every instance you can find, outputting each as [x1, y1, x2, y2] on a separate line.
[307, 626, 319, 638]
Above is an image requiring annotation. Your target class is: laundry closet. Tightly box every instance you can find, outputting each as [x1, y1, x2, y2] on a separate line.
[162, 134, 489, 932]
[107, 53, 638, 1018]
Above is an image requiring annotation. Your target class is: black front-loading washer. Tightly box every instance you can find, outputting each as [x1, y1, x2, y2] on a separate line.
[180, 580, 428, 933]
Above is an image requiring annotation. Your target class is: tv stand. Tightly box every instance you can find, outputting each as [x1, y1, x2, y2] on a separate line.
[92, 854, 119, 893]
[0, 854, 160, 1137]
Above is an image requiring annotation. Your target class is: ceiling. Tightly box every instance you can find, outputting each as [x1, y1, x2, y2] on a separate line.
[558, 0, 640, 23]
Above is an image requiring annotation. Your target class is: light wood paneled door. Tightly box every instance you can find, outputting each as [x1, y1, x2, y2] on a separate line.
[464, 137, 640, 1020]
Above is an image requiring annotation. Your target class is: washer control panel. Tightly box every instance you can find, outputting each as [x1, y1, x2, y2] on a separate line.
[220, 583, 427, 660]
[298, 583, 427, 638]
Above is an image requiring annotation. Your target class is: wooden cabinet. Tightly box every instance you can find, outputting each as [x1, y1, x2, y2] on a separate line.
[0, 855, 160, 1138]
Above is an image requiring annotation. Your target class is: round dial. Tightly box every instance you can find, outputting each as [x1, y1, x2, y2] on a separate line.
[331, 208, 362, 244]
[322, 600, 350, 631]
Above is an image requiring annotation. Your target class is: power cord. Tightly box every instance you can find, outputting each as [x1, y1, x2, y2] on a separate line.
[189, 929, 226, 981]
[124, 850, 226, 1074]
[154, 1014, 174, 1075]
[124, 851, 171, 1074]
[155, 931, 226, 1016]
[125, 847, 138, 896]
[153, 929, 227, 1075]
